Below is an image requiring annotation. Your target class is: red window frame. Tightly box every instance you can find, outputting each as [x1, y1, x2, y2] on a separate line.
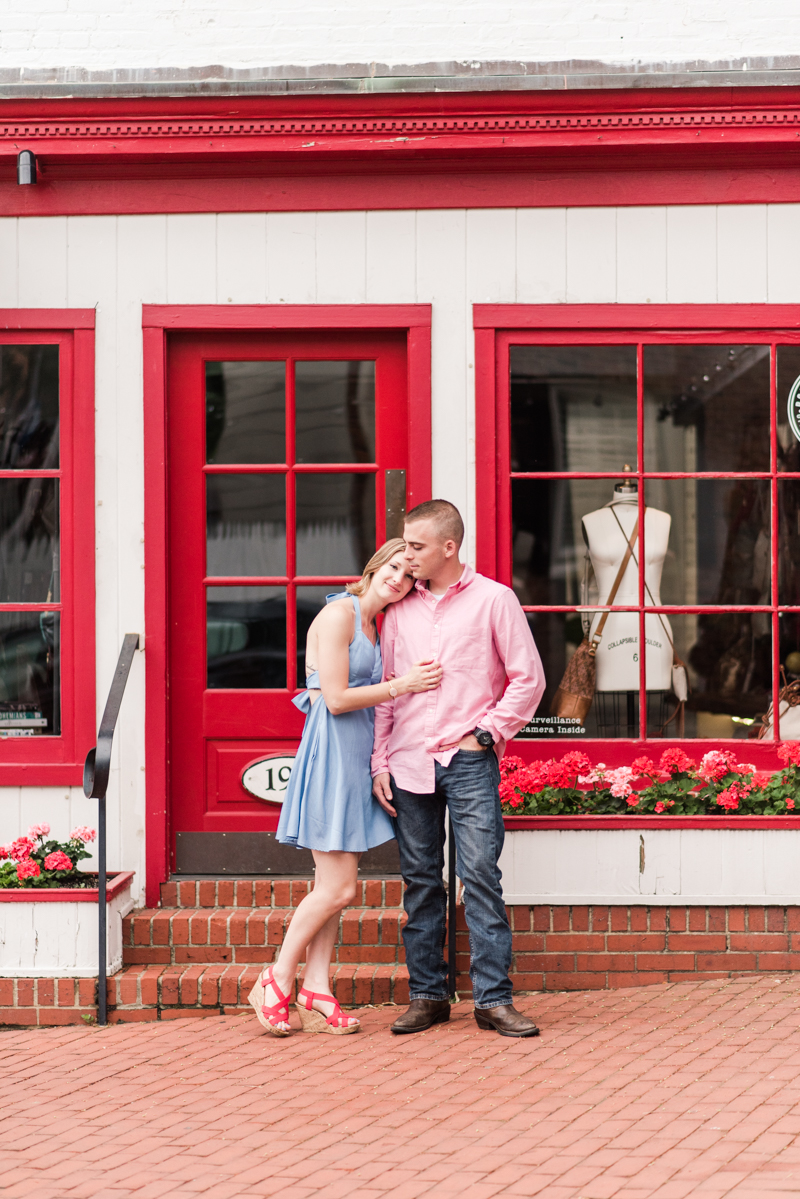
[142, 304, 431, 903]
[475, 303, 800, 768]
[0, 310, 95, 784]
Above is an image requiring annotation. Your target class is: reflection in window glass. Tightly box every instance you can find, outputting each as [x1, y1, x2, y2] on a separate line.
[295, 361, 375, 464]
[0, 610, 59, 735]
[509, 346, 637, 472]
[205, 361, 285, 465]
[643, 345, 770, 472]
[651, 614, 772, 740]
[511, 476, 641, 607]
[296, 586, 336, 685]
[296, 473, 376, 576]
[206, 586, 286, 689]
[779, 481, 800, 606]
[646, 479, 771, 606]
[206, 474, 286, 577]
[0, 345, 59, 470]
[778, 613, 800, 737]
[0, 478, 59, 603]
[777, 346, 800, 471]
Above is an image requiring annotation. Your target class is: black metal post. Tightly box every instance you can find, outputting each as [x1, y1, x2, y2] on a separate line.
[448, 812, 457, 998]
[98, 795, 107, 1025]
[84, 634, 140, 1028]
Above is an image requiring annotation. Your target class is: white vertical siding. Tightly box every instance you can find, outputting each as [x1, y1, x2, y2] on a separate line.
[0, 201, 797, 902]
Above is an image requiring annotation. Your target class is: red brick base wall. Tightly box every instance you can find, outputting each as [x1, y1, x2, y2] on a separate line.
[5, 903, 800, 1026]
[494, 904, 800, 993]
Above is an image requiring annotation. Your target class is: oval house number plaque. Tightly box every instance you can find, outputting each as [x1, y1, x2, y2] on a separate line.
[241, 756, 295, 805]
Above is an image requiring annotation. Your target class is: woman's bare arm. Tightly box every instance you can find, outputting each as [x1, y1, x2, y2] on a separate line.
[311, 602, 441, 715]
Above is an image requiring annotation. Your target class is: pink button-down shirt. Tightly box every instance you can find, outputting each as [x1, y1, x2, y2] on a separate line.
[371, 565, 545, 793]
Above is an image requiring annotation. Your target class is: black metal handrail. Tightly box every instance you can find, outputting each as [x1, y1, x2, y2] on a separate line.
[83, 633, 140, 1026]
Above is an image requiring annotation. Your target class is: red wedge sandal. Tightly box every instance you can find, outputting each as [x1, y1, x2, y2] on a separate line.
[297, 986, 360, 1035]
[248, 966, 292, 1036]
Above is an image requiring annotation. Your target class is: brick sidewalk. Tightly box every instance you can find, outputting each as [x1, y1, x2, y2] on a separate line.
[4, 977, 800, 1199]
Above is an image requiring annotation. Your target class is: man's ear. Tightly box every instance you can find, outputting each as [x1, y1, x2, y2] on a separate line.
[443, 539, 457, 559]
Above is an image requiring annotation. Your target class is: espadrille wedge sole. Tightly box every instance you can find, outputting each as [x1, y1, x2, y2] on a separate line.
[248, 967, 292, 1036]
[297, 986, 360, 1035]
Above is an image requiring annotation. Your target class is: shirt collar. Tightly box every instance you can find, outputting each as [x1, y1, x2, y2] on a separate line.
[415, 563, 475, 600]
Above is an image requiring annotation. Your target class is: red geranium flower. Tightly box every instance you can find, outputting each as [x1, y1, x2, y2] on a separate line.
[17, 858, 40, 881]
[43, 851, 73, 872]
[778, 742, 800, 768]
[9, 837, 35, 862]
[659, 748, 697, 776]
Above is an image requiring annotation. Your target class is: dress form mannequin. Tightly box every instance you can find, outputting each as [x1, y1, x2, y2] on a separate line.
[581, 476, 673, 693]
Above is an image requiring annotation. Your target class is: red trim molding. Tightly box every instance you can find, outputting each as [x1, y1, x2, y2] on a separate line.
[143, 304, 431, 905]
[504, 816, 800, 830]
[0, 871, 134, 902]
[5, 90, 800, 215]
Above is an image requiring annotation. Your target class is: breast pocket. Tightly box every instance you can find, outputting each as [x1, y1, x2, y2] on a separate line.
[445, 626, 486, 670]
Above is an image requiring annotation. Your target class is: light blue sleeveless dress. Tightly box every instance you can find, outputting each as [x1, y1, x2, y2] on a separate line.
[276, 593, 396, 853]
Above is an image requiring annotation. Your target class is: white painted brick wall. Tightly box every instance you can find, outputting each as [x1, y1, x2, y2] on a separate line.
[0, 0, 799, 72]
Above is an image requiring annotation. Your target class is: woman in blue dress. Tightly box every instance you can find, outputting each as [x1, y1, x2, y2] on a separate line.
[249, 538, 442, 1037]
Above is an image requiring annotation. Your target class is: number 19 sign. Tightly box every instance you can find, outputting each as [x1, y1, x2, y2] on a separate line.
[241, 755, 295, 805]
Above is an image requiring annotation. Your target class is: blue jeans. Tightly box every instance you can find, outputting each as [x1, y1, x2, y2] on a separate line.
[391, 749, 513, 1009]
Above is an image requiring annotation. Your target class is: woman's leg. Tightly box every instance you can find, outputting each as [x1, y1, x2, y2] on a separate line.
[261, 850, 359, 1024]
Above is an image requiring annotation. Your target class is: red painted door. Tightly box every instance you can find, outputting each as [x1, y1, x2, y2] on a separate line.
[166, 330, 415, 869]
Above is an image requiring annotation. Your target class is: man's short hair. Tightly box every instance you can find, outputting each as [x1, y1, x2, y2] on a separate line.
[404, 499, 464, 548]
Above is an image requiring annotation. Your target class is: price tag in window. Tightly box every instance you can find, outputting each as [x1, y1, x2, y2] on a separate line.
[240, 755, 295, 804]
[789, 376, 800, 443]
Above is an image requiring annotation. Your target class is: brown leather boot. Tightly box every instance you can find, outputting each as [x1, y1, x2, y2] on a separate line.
[474, 1005, 540, 1037]
[390, 998, 451, 1034]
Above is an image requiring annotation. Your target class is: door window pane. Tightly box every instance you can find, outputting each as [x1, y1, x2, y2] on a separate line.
[0, 610, 59, 735]
[0, 477, 59, 602]
[778, 346, 800, 471]
[296, 473, 376, 576]
[643, 345, 770, 472]
[0, 345, 59, 469]
[296, 585, 335, 684]
[206, 586, 286, 689]
[295, 361, 375, 464]
[646, 479, 771, 606]
[510, 346, 637, 472]
[779, 480, 800, 606]
[511, 477, 640, 607]
[206, 362, 286, 465]
[206, 474, 286, 577]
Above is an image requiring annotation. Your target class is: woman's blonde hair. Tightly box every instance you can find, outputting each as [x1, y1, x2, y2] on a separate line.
[346, 538, 408, 599]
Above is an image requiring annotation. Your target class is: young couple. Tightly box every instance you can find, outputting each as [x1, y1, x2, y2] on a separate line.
[249, 499, 545, 1038]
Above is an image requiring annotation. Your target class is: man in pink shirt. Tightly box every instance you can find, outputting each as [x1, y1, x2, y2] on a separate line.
[372, 499, 545, 1036]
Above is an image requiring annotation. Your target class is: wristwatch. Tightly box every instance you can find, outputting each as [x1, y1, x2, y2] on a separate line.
[472, 726, 494, 748]
[388, 681, 399, 698]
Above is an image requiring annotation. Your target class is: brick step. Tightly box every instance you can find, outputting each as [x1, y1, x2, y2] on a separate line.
[123, 906, 408, 966]
[109, 962, 412, 1022]
[161, 877, 405, 909]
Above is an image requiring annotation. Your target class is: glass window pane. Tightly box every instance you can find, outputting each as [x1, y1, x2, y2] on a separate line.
[296, 473, 376, 576]
[645, 479, 771, 606]
[0, 610, 59, 735]
[509, 346, 637, 472]
[511, 477, 640, 607]
[296, 585, 335, 685]
[206, 586, 286, 689]
[295, 361, 375, 464]
[643, 345, 770, 472]
[0, 345, 59, 469]
[205, 362, 285, 465]
[206, 474, 286, 577]
[778, 346, 800, 471]
[649, 613, 772, 739]
[0, 477, 59, 602]
[779, 480, 800, 606]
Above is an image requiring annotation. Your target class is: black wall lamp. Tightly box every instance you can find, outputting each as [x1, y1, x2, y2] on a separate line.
[17, 151, 37, 185]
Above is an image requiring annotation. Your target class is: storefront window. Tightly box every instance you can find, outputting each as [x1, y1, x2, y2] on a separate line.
[0, 346, 61, 736]
[507, 337, 800, 742]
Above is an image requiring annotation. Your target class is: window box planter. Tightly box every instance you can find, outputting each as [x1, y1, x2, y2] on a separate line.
[0, 871, 134, 978]
[499, 817, 800, 906]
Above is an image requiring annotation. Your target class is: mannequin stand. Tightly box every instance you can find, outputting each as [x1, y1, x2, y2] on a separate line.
[594, 690, 671, 738]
